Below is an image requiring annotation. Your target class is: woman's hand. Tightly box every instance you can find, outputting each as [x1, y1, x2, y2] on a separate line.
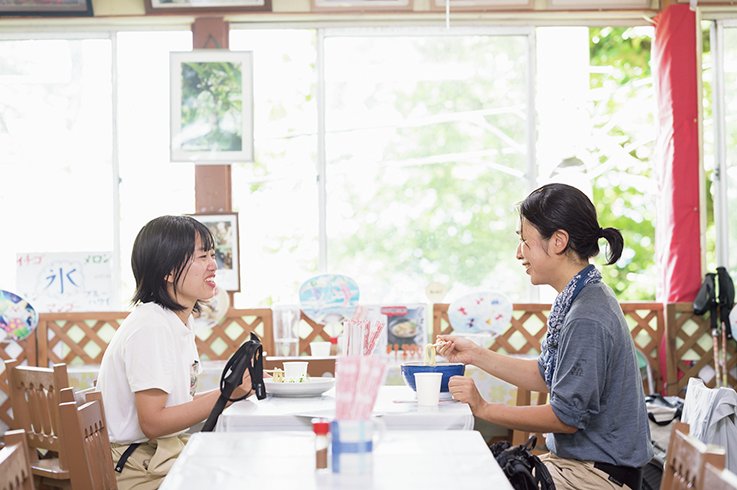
[232, 368, 254, 398]
[447, 375, 485, 414]
[435, 335, 479, 365]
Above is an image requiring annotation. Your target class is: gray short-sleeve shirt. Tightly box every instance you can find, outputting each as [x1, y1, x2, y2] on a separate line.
[537, 282, 653, 468]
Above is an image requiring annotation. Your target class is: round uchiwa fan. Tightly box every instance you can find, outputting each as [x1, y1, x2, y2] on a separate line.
[193, 286, 230, 332]
[299, 274, 359, 325]
[0, 290, 38, 342]
[448, 290, 513, 337]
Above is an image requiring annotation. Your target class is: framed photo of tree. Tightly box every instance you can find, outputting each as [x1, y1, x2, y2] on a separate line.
[0, 0, 93, 16]
[170, 50, 254, 164]
[191, 213, 241, 292]
[145, 0, 270, 15]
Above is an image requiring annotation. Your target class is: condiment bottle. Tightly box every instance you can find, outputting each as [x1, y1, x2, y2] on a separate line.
[312, 418, 330, 471]
[329, 337, 338, 356]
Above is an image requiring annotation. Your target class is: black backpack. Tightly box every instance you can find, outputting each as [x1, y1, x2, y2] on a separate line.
[490, 436, 556, 490]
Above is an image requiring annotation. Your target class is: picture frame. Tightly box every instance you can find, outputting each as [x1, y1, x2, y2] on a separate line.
[170, 50, 254, 164]
[546, 0, 650, 8]
[311, 0, 412, 12]
[0, 0, 93, 16]
[145, 0, 270, 15]
[192, 213, 241, 292]
[428, 0, 532, 11]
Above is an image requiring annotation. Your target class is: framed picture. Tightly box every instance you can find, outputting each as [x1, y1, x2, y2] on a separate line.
[311, 0, 412, 12]
[145, 0, 270, 15]
[428, 0, 532, 11]
[170, 50, 254, 164]
[0, 0, 93, 16]
[546, 0, 649, 8]
[192, 213, 241, 292]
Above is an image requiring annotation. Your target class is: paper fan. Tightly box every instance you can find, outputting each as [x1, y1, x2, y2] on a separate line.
[0, 290, 38, 342]
[193, 286, 230, 332]
[299, 274, 359, 325]
[448, 291, 512, 336]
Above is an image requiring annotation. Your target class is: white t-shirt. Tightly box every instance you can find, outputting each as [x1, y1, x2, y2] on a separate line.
[97, 302, 202, 444]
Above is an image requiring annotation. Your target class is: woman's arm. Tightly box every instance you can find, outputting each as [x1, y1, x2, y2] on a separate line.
[448, 375, 576, 434]
[437, 335, 549, 393]
[136, 371, 252, 439]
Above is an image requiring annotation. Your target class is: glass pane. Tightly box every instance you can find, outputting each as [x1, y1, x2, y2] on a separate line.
[323, 32, 530, 303]
[587, 26, 656, 301]
[229, 29, 319, 306]
[116, 31, 194, 305]
[0, 38, 113, 295]
[720, 27, 737, 276]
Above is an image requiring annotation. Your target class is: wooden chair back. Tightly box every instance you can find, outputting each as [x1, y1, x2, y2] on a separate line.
[702, 462, 737, 490]
[4, 358, 71, 484]
[0, 429, 34, 490]
[660, 421, 726, 490]
[58, 389, 117, 490]
[511, 388, 549, 452]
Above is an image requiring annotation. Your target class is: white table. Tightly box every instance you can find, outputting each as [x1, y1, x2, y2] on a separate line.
[215, 385, 474, 432]
[159, 431, 513, 490]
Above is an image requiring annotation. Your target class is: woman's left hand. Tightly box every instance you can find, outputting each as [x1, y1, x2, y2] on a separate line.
[447, 375, 485, 413]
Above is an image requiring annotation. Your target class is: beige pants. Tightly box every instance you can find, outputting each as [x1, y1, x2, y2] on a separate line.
[111, 434, 189, 490]
[538, 452, 635, 490]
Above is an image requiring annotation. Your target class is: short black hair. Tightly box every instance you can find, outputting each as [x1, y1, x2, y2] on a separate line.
[130, 215, 216, 312]
[519, 183, 624, 265]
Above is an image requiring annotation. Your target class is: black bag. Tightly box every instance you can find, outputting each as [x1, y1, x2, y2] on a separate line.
[717, 266, 734, 340]
[201, 332, 266, 432]
[490, 436, 555, 490]
[694, 272, 717, 317]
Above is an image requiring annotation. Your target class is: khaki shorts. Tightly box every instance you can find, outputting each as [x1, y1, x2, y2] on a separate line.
[538, 452, 635, 490]
[111, 434, 190, 490]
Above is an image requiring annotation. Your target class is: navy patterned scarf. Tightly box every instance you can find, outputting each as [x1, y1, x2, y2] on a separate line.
[542, 264, 601, 387]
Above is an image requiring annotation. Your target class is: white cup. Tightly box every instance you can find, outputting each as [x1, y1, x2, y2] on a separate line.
[310, 341, 332, 357]
[283, 361, 309, 381]
[414, 372, 443, 406]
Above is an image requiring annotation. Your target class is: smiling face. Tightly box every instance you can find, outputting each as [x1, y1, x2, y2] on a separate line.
[167, 235, 218, 315]
[516, 218, 555, 288]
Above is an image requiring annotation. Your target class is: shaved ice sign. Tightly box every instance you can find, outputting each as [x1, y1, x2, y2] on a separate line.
[16, 252, 114, 313]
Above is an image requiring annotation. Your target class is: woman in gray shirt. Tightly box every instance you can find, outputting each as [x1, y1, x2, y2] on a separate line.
[438, 183, 653, 490]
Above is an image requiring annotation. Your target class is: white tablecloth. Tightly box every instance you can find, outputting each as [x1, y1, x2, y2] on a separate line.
[216, 385, 474, 432]
[159, 430, 513, 490]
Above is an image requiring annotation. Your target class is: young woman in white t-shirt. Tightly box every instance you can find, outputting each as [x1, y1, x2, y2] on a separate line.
[98, 215, 255, 490]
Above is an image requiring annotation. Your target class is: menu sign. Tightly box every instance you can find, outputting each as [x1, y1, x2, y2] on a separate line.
[352, 303, 428, 361]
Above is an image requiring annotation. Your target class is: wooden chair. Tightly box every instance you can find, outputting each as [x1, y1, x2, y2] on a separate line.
[512, 388, 549, 453]
[661, 421, 726, 490]
[0, 429, 34, 490]
[703, 462, 737, 490]
[58, 388, 117, 490]
[4, 358, 71, 489]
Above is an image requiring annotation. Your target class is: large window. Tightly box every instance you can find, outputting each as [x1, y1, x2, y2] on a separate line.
[0, 24, 657, 312]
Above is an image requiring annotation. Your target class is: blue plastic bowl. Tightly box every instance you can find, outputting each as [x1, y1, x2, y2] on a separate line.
[400, 362, 466, 393]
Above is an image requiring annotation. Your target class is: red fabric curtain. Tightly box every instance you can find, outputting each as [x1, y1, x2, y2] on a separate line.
[653, 4, 703, 303]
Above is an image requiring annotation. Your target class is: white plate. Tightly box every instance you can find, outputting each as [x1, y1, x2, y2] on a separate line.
[264, 378, 335, 397]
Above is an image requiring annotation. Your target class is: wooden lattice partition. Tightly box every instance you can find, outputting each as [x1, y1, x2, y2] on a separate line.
[1, 308, 274, 431]
[665, 303, 737, 396]
[0, 337, 36, 429]
[433, 301, 665, 394]
[195, 308, 273, 361]
[297, 311, 334, 356]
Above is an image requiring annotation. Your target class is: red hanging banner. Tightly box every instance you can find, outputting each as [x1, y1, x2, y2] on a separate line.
[652, 4, 703, 303]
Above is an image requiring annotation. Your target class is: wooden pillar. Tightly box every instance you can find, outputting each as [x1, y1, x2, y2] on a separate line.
[192, 17, 232, 214]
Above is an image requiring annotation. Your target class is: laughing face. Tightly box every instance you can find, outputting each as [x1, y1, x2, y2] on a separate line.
[169, 234, 218, 311]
